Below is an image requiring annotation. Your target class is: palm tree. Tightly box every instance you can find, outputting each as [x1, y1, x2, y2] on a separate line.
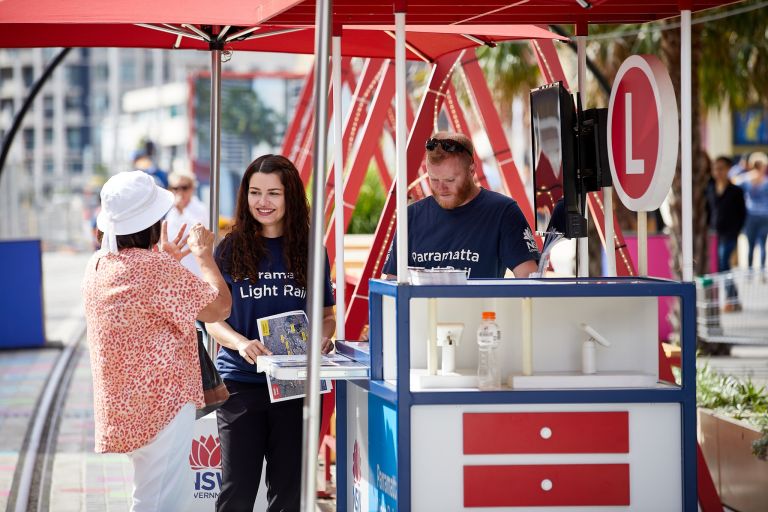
[476, 42, 541, 121]
[697, 2, 768, 111]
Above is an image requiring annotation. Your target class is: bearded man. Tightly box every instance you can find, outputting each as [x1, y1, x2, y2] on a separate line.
[382, 131, 539, 279]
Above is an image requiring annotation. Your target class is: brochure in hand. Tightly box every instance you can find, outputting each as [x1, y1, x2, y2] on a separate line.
[257, 310, 332, 403]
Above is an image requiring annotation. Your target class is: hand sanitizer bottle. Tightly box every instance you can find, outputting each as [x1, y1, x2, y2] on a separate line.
[477, 311, 501, 390]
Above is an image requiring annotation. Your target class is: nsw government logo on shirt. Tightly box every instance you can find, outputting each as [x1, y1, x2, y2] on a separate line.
[524, 227, 539, 254]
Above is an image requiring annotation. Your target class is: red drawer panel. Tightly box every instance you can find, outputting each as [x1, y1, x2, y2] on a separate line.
[464, 463, 630, 507]
[463, 411, 628, 454]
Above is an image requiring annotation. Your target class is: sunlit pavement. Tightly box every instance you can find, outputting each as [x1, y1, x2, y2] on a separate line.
[0, 349, 60, 509]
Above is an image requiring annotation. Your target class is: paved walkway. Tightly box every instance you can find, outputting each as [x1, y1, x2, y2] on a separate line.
[49, 344, 134, 512]
[0, 348, 60, 509]
[0, 251, 90, 510]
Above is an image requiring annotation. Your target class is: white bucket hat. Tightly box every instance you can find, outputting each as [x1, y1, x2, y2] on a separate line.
[97, 171, 174, 254]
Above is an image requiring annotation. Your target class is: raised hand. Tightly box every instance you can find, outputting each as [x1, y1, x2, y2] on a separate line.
[158, 221, 191, 261]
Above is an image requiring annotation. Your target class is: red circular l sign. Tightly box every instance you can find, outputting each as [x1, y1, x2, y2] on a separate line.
[607, 55, 678, 212]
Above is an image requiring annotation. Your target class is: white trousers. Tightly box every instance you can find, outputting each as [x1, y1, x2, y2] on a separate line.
[128, 403, 195, 512]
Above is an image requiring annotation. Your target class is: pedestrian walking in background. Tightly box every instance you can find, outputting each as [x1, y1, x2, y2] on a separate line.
[81, 171, 231, 512]
[739, 151, 768, 275]
[132, 139, 169, 188]
[205, 154, 335, 512]
[706, 155, 747, 309]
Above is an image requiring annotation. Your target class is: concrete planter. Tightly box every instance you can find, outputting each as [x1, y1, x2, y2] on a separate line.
[698, 408, 768, 512]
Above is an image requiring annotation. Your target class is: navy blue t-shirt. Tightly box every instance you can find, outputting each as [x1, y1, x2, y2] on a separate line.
[214, 236, 335, 383]
[382, 188, 540, 278]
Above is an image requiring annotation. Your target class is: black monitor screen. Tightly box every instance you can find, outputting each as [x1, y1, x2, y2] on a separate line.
[530, 82, 581, 237]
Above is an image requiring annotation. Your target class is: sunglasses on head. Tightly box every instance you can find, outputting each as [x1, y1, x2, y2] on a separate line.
[170, 184, 192, 192]
[425, 138, 472, 157]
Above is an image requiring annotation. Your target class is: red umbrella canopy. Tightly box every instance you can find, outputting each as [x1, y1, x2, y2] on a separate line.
[0, 0, 298, 25]
[0, 0, 744, 59]
[0, 18, 563, 61]
[0, 0, 744, 28]
[270, 0, 745, 25]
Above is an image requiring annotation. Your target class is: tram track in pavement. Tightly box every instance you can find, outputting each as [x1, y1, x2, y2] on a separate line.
[7, 322, 85, 512]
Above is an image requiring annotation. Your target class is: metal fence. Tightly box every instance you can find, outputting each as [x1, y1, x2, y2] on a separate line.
[696, 269, 768, 345]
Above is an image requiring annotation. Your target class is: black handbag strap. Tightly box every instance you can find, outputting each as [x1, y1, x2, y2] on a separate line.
[197, 324, 224, 390]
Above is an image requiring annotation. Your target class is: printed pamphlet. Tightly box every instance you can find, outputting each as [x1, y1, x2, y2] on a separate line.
[257, 310, 332, 402]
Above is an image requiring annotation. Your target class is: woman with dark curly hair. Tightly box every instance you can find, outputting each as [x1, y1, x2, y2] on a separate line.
[205, 154, 335, 512]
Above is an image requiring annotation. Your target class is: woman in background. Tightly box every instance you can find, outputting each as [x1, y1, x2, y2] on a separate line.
[706, 155, 746, 310]
[82, 170, 231, 512]
[205, 155, 335, 512]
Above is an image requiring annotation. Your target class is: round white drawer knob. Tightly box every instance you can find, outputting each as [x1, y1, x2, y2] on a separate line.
[539, 427, 552, 439]
[541, 479, 553, 491]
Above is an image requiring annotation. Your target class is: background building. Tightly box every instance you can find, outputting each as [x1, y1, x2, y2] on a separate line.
[0, 47, 308, 246]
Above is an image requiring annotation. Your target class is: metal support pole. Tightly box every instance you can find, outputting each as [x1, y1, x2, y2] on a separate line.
[332, 35, 346, 341]
[395, 11, 408, 283]
[604, 188, 616, 276]
[576, 35, 589, 277]
[207, 50, 222, 356]
[681, 10, 693, 282]
[301, 0, 331, 508]
[209, 51, 222, 242]
[638, 210, 648, 276]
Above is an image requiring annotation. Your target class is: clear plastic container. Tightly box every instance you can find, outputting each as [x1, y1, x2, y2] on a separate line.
[477, 311, 501, 390]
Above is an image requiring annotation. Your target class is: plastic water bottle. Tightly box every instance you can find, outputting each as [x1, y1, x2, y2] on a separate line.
[477, 311, 501, 390]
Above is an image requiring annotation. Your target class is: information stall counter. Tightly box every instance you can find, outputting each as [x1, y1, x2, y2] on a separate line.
[336, 277, 697, 512]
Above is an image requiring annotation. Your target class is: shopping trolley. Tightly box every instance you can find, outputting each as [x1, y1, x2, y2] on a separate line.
[696, 269, 768, 345]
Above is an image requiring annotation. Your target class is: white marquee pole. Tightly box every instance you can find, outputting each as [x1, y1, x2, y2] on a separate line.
[332, 34, 346, 341]
[638, 210, 648, 276]
[395, 10, 408, 283]
[681, 9, 693, 282]
[577, 35, 589, 277]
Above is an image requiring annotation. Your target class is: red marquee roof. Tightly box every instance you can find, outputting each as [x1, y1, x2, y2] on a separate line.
[0, 0, 746, 59]
[0, 0, 744, 31]
[0, 23, 562, 60]
[263, 0, 744, 26]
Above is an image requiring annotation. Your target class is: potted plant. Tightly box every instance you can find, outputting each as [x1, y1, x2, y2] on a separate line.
[697, 364, 768, 512]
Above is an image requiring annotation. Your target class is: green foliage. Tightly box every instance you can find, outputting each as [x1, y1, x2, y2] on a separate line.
[697, 364, 768, 460]
[698, 0, 768, 110]
[476, 42, 540, 114]
[347, 165, 386, 234]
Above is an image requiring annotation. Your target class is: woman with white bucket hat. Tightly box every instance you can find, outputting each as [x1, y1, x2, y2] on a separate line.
[81, 170, 231, 512]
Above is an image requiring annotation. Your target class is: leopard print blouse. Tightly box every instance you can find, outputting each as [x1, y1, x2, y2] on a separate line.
[82, 248, 218, 453]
